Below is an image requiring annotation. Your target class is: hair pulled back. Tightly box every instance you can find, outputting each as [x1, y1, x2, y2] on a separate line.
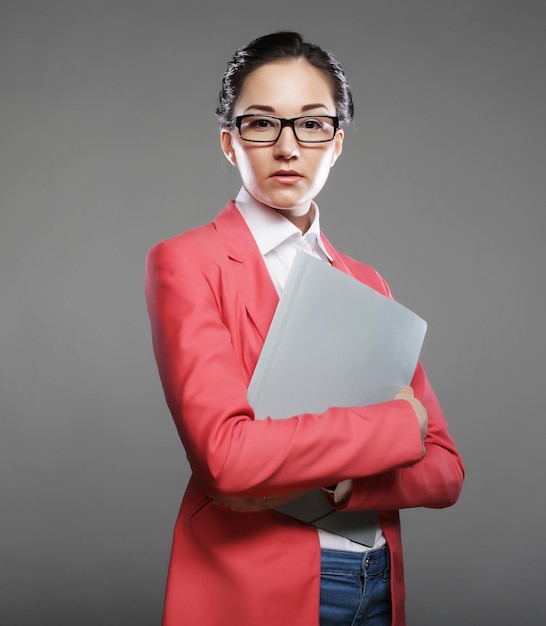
[216, 31, 354, 127]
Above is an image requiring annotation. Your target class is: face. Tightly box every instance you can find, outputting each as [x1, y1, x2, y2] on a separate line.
[221, 59, 344, 226]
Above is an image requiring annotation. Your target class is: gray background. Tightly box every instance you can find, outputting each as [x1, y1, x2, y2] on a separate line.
[1, 1, 544, 624]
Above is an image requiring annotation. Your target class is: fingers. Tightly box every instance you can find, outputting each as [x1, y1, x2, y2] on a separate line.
[209, 491, 308, 513]
[210, 495, 265, 512]
[209, 494, 278, 513]
[394, 386, 414, 399]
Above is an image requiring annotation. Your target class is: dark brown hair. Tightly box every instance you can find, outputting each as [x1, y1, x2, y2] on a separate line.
[216, 31, 354, 127]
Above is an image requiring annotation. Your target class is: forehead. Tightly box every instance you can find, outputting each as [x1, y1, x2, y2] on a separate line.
[236, 59, 336, 113]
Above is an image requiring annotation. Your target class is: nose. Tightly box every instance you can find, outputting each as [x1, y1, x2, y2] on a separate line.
[273, 125, 300, 159]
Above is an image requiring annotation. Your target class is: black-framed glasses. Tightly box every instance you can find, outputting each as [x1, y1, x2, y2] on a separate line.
[232, 114, 339, 144]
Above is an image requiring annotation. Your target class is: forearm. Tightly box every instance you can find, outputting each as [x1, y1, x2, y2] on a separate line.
[172, 393, 424, 498]
[343, 442, 464, 511]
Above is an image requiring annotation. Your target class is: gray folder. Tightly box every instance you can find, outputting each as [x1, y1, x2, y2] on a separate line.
[248, 251, 427, 545]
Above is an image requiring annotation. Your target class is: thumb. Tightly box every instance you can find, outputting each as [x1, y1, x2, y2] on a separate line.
[394, 386, 414, 399]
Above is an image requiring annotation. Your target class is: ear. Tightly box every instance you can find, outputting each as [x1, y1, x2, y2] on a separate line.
[220, 129, 237, 166]
[330, 128, 344, 167]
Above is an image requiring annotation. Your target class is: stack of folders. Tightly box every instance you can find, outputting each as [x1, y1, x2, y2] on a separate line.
[248, 251, 427, 546]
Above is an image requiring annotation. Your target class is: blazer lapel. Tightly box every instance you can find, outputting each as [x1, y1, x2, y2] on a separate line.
[212, 203, 356, 342]
[321, 233, 354, 277]
[213, 202, 279, 342]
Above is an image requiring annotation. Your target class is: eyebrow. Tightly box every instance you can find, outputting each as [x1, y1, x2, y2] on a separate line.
[242, 103, 330, 114]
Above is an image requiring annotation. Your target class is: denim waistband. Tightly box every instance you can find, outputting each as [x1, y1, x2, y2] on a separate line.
[320, 544, 390, 577]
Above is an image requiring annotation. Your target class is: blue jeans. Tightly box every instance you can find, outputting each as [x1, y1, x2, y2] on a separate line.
[319, 545, 392, 626]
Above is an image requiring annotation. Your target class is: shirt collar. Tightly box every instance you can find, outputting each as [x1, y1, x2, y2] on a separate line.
[234, 186, 333, 260]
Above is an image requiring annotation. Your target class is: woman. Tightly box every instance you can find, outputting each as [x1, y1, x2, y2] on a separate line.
[145, 31, 464, 626]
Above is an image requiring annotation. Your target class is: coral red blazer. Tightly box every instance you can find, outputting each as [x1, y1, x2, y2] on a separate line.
[145, 201, 464, 626]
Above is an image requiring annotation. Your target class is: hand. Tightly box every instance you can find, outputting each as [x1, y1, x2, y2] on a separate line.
[394, 386, 428, 455]
[209, 490, 308, 513]
[323, 479, 353, 508]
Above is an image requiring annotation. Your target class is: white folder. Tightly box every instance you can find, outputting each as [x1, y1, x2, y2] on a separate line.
[248, 251, 427, 545]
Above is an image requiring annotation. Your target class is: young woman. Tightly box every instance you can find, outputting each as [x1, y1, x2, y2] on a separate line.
[145, 31, 464, 626]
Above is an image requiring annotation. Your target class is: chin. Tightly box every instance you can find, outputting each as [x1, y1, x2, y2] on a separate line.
[264, 192, 311, 213]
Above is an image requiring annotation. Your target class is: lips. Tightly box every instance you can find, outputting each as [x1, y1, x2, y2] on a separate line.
[270, 170, 303, 184]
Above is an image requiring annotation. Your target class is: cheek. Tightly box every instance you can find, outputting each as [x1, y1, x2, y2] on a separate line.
[314, 152, 337, 179]
[234, 149, 263, 180]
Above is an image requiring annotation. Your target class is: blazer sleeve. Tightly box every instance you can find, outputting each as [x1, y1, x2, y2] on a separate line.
[144, 233, 426, 498]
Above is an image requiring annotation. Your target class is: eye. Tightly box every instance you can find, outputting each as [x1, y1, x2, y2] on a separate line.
[301, 118, 323, 130]
[296, 117, 331, 132]
[246, 116, 276, 130]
